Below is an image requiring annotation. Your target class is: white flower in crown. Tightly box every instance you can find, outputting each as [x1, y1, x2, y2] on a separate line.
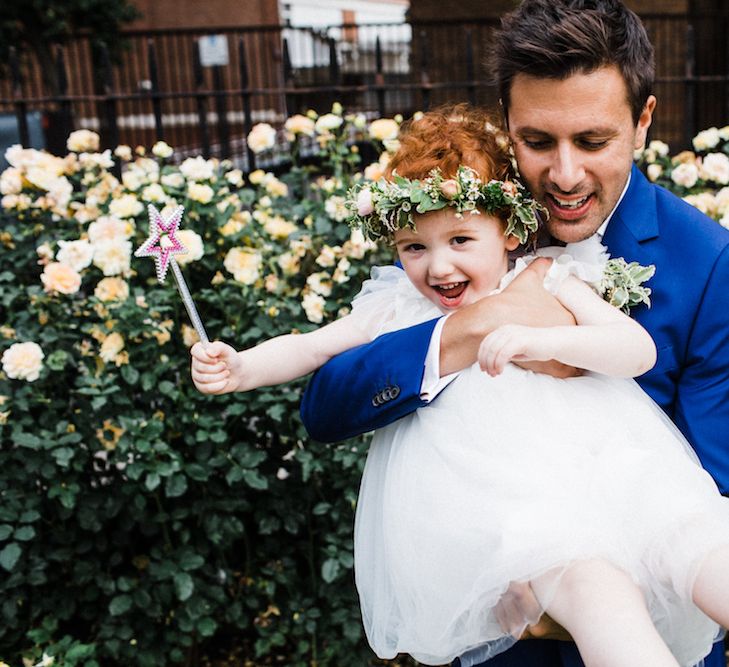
[134, 204, 188, 282]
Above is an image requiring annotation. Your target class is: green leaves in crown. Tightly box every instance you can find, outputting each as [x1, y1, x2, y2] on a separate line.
[346, 166, 546, 245]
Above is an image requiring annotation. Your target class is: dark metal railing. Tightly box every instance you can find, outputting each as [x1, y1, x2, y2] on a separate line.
[1, 15, 728, 165]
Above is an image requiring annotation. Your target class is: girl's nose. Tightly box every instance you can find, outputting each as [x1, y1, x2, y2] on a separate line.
[428, 251, 455, 279]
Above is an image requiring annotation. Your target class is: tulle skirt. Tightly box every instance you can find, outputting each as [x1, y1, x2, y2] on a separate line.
[354, 364, 729, 666]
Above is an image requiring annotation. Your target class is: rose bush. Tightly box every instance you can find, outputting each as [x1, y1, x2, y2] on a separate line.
[1, 104, 726, 666]
[0, 104, 404, 667]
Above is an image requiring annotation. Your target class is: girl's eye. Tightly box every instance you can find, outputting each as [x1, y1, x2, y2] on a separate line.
[451, 236, 471, 245]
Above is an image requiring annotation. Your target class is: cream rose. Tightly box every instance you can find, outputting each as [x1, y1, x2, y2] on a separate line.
[67, 129, 100, 153]
[41, 262, 82, 295]
[325, 196, 348, 222]
[285, 114, 316, 137]
[247, 123, 276, 154]
[693, 127, 721, 152]
[175, 230, 204, 266]
[306, 272, 333, 297]
[263, 216, 297, 239]
[2, 341, 44, 381]
[180, 156, 215, 181]
[0, 168, 22, 195]
[56, 239, 94, 272]
[368, 118, 399, 142]
[141, 183, 167, 203]
[93, 240, 132, 276]
[109, 193, 144, 219]
[94, 277, 130, 302]
[88, 216, 130, 244]
[152, 141, 174, 158]
[302, 292, 326, 323]
[670, 163, 699, 189]
[100, 332, 125, 363]
[187, 182, 214, 204]
[224, 247, 262, 284]
[647, 164, 663, 182]
[699, 153, 729, 186]
[315, 114, 343, 133]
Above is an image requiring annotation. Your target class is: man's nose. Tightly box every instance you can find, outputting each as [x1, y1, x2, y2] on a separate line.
[548, 145, 586, 193]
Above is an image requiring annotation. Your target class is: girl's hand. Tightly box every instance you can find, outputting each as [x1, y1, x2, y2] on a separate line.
[478, 324, 556, 377]
[190, 341, 243, 394]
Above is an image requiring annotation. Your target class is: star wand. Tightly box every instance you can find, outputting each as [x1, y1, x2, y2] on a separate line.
[134, 204, 209, 345]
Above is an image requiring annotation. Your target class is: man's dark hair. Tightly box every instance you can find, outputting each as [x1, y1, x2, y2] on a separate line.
[491, 0, 655, 124]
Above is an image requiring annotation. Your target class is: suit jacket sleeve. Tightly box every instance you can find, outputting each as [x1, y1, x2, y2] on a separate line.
[299, 317, 439, 442]
[673, 243, 729, 494]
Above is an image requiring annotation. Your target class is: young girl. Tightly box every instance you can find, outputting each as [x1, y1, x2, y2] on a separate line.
[190, 107, 729, 667]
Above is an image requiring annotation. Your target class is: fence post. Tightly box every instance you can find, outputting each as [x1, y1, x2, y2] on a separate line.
[282, 37, 295, 117]
[465, 28, 476, 106]
[418, 30, 431, 111]
[147, 39, 164, 141]
[192, 40, 211, 159]
[375, 36, 385, 118]
[55, 46, 74, 144]
[328, 37, 340, 110]
[684, 23, 697, 149]
[97, 44, 120, 155]
[9, 47, 30, 148]
[238, 37, 256, 171]
[212, 63, 231, 159]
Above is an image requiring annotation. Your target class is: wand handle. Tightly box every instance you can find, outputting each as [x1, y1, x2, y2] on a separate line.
[170, 258, 209, 345]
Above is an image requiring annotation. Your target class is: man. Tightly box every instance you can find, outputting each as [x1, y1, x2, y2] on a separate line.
[300, 1, 729, 665]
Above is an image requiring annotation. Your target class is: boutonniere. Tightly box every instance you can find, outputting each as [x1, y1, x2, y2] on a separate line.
[599, 258, 655, 314]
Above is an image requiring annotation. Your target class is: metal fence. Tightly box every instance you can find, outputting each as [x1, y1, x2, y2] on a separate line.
[2, 15, 728, 167]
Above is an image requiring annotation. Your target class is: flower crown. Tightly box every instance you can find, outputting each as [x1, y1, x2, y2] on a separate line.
[346, 166, 546, 243]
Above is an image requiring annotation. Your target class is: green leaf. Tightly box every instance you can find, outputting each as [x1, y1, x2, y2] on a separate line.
[0, 542, 21, 571]
[13, 432, 42, 449]
[144, 473, 161, 491]
[121, 365, 139, 385]
[109, 594, 133, 616]
[179, 552, 205, 571]
[0, 525, 12, 540]
[164, 474, 188, 498]
[321, 558, 340, 583]
[174, 572, 194, 601]
[46, 349, 69, 371]
[13, 525, 35, 541]
[242, 469, 268, 490]
[197, 617, 217, 637]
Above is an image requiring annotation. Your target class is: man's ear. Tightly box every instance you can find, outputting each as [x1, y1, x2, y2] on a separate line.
[634, 95, 657, 149]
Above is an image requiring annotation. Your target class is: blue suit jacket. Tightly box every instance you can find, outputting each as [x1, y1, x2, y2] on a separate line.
[301, 166, 729, 666]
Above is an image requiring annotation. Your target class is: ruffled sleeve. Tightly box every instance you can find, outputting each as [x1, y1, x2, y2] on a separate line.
[350, 265, 443, 339]
[497, 235, 610, 295]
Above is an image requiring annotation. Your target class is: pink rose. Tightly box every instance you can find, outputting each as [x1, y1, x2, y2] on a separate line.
[501, 181, 518, 197]
[439, 179, 461, 199]
[356, 188, 374, 216]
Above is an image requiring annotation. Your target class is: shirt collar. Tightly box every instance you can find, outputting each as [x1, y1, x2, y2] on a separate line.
[595, 171, 632, 240]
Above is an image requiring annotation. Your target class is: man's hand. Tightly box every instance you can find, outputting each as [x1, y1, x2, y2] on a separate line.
[440, 258, 579, 377]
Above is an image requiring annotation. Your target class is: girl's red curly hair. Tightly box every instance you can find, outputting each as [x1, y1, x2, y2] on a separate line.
[385, 104, 512, 184]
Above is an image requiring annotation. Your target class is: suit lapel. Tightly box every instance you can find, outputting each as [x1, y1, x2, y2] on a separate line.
[602, 165, 659, 257]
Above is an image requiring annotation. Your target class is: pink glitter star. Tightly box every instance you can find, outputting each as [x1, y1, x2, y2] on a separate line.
[135, 205, 187, 282]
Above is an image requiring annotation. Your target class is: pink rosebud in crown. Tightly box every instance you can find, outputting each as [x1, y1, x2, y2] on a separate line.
[439, 179, 461, 200]
[500, 181, 518, 197]
[356, 188, 375, 216]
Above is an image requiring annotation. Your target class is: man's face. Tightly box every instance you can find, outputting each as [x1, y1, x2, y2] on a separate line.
[507, 65, 655, 243]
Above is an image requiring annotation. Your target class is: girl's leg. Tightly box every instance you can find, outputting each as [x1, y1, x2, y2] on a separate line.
[531, 559, 679, 667]
[692, 543, 729, 625]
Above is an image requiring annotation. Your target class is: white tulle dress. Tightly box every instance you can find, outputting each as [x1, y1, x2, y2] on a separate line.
[350, 239, 729, 667]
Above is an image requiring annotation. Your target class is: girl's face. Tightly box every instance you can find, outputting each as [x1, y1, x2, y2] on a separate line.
[394, 208, 520, 313]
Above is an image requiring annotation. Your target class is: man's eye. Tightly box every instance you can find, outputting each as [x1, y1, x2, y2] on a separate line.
[405, 243, 425, 252]
[579, 139, 608, 150]
[523, 139, 551, 150]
